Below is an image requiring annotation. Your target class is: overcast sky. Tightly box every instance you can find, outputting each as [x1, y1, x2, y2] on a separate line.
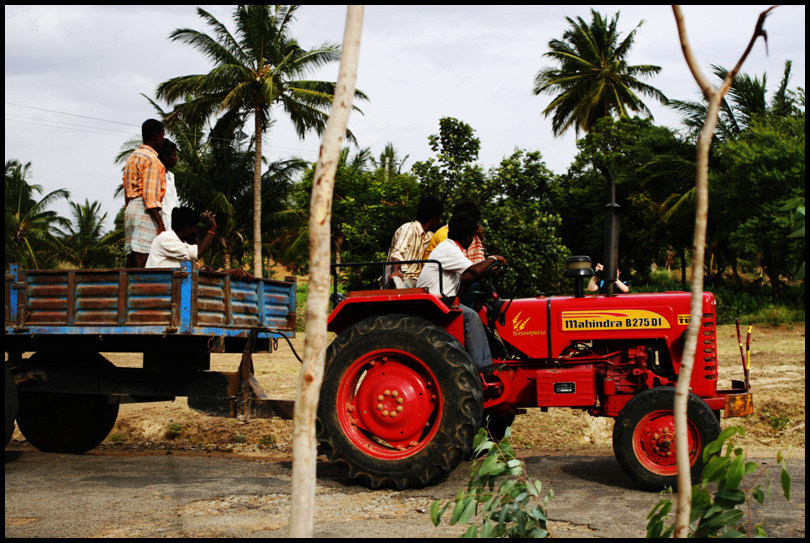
[5, 5, 806, 229]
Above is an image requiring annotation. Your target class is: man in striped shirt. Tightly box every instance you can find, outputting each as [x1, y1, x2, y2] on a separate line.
[123, 119, 166, 267]
[384, 197, 444, 288]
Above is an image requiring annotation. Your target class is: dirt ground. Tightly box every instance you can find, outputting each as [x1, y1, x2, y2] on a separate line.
[6, 322, 805, 536]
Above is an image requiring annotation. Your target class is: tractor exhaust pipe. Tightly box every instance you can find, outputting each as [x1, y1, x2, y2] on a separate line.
[600, 165, 620, 297]
[603, 203, 620, 296]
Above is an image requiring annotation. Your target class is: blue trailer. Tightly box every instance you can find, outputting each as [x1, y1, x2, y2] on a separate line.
[4, 261, 297, 453]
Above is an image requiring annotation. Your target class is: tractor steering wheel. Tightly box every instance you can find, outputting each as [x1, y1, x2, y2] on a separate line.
[484, 257, 506, 280]
[472, 257, 507, 305]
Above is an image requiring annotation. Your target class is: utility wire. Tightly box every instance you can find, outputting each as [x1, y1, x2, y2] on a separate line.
[6, 102, 397, 163]
[5, 102, 140, 127]
[6, 113, 136, 136]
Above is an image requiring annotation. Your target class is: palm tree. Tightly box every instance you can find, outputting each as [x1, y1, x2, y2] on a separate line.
[157, 5, 368, 277]
[533, 9, 668, 137]
[373, 142, 410, 177]
[55, 200, 121, 268]
[669, 60, 800, 142]
[5, 159, 70, 268]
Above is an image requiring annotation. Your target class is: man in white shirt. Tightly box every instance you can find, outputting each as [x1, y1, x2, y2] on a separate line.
[417, 212, 506, 374]
[146, 207, 217, 268]
[158, 139, 179, 230]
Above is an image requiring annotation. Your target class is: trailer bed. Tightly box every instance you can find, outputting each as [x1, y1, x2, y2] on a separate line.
[5, 262, 296, 354]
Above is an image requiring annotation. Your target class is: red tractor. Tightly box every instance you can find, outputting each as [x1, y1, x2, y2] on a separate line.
[315, 256, 753, 491]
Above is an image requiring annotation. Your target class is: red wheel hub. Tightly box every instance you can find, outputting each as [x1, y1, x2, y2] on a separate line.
[633, 409, 700, 476]
[336, 350, 442, 459]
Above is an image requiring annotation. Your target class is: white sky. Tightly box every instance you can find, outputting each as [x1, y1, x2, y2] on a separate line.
[5, 5, 806, 229]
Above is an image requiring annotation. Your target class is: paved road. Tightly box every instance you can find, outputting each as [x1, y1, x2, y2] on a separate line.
[4, 447, 804, 538]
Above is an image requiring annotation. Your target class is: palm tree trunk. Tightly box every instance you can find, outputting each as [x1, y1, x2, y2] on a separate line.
[288, 6, 364, 538]
[253, 108, 264, 278]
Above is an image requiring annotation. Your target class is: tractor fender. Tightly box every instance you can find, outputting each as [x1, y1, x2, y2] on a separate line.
[327, 289, 466, 345]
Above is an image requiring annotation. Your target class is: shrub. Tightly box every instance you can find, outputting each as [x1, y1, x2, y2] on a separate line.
[431, 428, 553, 538]
[647, 426, 791, 538]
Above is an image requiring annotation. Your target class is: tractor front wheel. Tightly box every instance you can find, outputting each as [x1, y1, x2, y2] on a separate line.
[317, 314, 483, 489]
[613, 387, 720, 491]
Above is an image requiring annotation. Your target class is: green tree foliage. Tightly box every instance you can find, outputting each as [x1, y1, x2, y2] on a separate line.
[414, 118, 568, 298]
[561, 117, 694, 284]
[290, 146, 421, 286]
[669, 60, 801, 142]
[5, 159, 70, 269]
[481, 151, 568, 297]
[156, 5, 367, 276]
[54, 200, 122, 268]
[533, 9, 667, 137]
[174, 115, 308, 271]
[713, 114, 805, 292]
[412, 117, 484, 202]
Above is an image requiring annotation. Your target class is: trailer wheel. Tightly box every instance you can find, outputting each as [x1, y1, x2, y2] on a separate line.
[15, 353, 119, 454]
[613, 387, 720, 491]
[5, 366, 18, 447]
[317, 314, 483, 489]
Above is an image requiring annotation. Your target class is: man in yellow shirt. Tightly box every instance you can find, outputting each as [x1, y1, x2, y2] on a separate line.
[423, 200, 485, 263]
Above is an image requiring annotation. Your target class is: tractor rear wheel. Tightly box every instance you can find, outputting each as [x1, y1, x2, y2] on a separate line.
[613, 387, 720, 490]
[317, 314, 483, 489]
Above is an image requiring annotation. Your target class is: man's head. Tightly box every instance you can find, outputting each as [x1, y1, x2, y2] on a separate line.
[171, 206, 200, 242]
[142, 119, 165, 150]
[452, 200, 481, 224]
[447, 212, 477, 250]
[416, 197, 444, 231]
[158, 139, 179, 170]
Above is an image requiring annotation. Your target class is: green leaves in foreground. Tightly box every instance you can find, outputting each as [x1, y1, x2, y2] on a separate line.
[430, 427, 553, 538]
[646, 426, 792, 538]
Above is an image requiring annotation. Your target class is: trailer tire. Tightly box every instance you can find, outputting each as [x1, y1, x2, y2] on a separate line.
[15, 353, 119, 455]
[317, 314, 483, 489]
[16, 392, 119, 455]
[5, 366, 18, 447]
[613, 387, 720, 491]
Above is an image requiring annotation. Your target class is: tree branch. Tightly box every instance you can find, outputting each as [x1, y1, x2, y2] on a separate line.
[670, 4, 775, 538]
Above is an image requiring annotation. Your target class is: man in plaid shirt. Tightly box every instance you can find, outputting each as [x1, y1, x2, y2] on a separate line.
[384, 197, 444, 288]
[123, 119, 166, 268]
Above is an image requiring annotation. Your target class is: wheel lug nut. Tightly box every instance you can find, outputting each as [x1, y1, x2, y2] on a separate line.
[347, 405, 355, 413]
[396, 406, 403, 412]
[377, 403, 383, 410]
[390, 412, 397, 418]
[378, 395, 384, 402]
[384, 390, 391, 396]
[397, 397, 404, 404]
[392, 391, 399, 397]
[382, 410, 389, 417]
